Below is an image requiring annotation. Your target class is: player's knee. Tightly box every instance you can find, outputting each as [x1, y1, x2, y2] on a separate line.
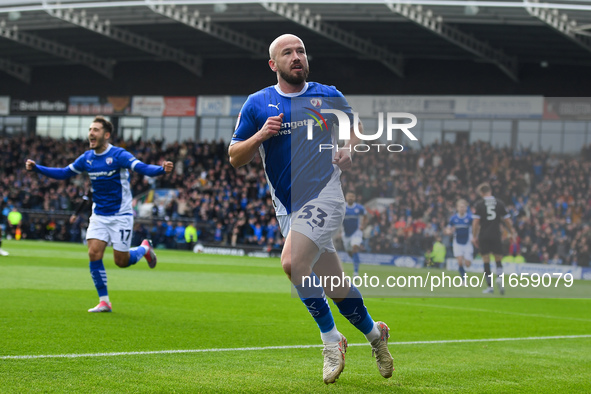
[281, 256, 292, 277]
[283, 253, 315, 280]
[88, 250, 103, 261]
[114, 256, 129, 268]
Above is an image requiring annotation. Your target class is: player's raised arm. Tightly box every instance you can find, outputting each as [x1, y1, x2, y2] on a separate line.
[229, 113, 283, 168]
[25, 159, 78, 180]
[129, 158, 173, 176]
[162, 161, 174, 173]
[25, 159, 36, 171]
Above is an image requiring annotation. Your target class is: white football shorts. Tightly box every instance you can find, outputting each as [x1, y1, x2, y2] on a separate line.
[342, 229, 363, 252]
[86, 214, 134, 252]
[277, 174, 345, 254]
[453, 241, 473, 261]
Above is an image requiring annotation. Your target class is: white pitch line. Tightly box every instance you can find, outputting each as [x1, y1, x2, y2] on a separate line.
[2, 335, 590, 360]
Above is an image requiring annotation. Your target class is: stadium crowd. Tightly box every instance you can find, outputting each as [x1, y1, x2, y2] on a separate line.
[1, 134, 590, 267]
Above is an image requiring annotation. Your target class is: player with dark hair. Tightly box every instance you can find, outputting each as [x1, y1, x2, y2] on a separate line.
[26, 116, 173, 312]
[228, 34, 393, 384]
[472, 183, 517, 294]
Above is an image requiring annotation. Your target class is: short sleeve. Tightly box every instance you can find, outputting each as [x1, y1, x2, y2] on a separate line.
[231, 95, 258, 144]
[116, 149, 137, 169]
[331, 87, 354, 123]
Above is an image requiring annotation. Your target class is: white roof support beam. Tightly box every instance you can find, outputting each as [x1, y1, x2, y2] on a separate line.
[7, 2, 591, 14]
[262, 2, 404, 77]
[0, 57, 31, 83]
[148, 1, 267, 57]
[45, 7, 202, 76]
[525, 0, 591, 55]
[0, 19, 113, 78]
[387, 2, 518, 82]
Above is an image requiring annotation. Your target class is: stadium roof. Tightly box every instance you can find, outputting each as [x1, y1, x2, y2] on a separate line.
[1, 0, 591, 84]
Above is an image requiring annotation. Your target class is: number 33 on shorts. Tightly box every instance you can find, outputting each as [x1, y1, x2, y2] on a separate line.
[291, 197, 344, 252]
[298, 205, 328, 229]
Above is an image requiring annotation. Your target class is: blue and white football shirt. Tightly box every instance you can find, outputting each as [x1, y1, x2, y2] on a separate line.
[231, 82, 353, 214]
[449, 212, 473, 245]
[343, 203, 366, 237]
[69, 144, 140, 216]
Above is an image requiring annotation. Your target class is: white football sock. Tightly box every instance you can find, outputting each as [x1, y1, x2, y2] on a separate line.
[365, 322, 381, 343]
[321, 326, 342, 344]
[99, 295, 110, 303]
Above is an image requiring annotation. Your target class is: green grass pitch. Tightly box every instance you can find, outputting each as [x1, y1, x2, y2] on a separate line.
[1, 240, 590, 393]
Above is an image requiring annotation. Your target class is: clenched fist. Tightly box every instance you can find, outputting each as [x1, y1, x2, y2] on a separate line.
[162, 161, 174, 173]
[25, 159, 36, 171]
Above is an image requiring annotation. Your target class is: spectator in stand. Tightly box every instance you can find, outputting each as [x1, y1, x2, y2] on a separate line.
[425, 236, 446, 269]
[165, 220, 175, 249]
[213, 221, 224, 243]
[524, 243, 542, 263]
[150, 220, 168, 249]
[131, 222, 148, 247]
[266, 217, 279, 247]
[576, 244, 590, 267]
[7, 206, 22, 240]
[174, 221, 186, 250]
[251, 222, 265, 245]
[185, 222, 198, 251]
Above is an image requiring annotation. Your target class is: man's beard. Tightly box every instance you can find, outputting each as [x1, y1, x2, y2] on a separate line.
[278, 65, 309, 85]
[90, 137, 105, 150]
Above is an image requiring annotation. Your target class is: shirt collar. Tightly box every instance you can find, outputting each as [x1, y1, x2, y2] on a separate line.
[274, 82, 309, 97]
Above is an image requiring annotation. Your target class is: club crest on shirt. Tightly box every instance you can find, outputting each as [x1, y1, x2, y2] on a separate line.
[106, 157, 113, 165]
[310, 98, 322, 108]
